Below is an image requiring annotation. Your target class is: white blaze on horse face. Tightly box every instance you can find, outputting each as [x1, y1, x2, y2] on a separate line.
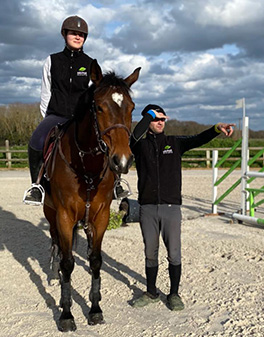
[120, 154, 128, 169]
[112, 92, 123, 107]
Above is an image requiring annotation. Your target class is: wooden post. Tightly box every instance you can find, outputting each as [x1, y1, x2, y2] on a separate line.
[5, 140, 11, 168]
[206, 150, 210, 168]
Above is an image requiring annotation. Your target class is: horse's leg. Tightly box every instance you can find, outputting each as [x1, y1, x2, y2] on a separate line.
[56, 211, 76, 332]
[44, 205, 60, 280]
[87, 229, 105, 325]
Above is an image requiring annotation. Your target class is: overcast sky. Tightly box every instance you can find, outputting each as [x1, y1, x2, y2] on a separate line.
[0, 0, 264, 130]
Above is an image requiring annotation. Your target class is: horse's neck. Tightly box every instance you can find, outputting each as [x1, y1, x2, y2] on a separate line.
[76, 111, 97, 150]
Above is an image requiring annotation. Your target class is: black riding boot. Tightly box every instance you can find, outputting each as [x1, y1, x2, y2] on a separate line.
[168, 263, 181, 295]
[167, 263, 184, 310]
[146, 266, 159, 296]
[23, 146, 44, 204]
[131, 266, 159, 308]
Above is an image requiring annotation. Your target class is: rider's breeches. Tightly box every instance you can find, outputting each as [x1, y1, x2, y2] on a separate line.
[29, 114, 69, 151]
[139, 204, 182, 268]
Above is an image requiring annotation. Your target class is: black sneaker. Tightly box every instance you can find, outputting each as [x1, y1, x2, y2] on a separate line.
[132, 292, 160, 308]
[167, 294, 184, 311]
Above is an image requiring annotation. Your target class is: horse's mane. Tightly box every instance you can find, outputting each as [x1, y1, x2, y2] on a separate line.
[99, 71, 131, 93]
[75, 71, 131, 122]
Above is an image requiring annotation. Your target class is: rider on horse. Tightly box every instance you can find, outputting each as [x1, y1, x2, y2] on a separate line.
[24, 16, 93, 204]
[24, 15, 128, 205]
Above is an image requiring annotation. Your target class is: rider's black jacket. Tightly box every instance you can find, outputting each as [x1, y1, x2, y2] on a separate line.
[47, 47, 93, 118]
[130, 114, 220, 205]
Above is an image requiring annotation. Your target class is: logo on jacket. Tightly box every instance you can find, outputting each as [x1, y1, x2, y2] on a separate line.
[77, 67, 87, 76]
[163, 145, 173, 154]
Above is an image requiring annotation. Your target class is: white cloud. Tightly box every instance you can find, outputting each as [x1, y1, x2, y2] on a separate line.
[201, 0, 264, 27]
[0, 0, 263, 130]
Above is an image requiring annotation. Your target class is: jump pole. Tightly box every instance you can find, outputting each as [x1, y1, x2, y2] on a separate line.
[232, 213, 264, 226]
[232, 98, 264, 225]
[245, 171, 264, 178]
[212, 150, 218, 214]
[211, 139, 242, 214]
[240, 107, 249, 216]
[211, 98, 264, 224]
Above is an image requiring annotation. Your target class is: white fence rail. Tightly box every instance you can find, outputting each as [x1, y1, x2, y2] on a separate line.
[1, 140, 264, 168]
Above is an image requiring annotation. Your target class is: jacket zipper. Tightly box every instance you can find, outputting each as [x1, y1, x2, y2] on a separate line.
[154, 134, 160, 204]
[69, 51, 74, 116]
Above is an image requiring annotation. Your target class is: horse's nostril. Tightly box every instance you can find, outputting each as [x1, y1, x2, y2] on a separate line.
[112, 155, 119, 167]
[110, 154, 129, 174]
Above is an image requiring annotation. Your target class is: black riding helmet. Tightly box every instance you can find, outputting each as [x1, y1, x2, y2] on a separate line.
[61, 15, 88, 41]
[141, 104, 166, 116]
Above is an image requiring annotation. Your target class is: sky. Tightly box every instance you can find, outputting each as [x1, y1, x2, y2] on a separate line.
[0, 0, 264, 130]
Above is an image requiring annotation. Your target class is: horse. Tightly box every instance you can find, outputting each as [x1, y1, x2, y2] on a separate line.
[43, 59, 140, 332]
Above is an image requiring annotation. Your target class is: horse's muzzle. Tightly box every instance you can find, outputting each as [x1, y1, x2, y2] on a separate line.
[109, 153, 134, 174]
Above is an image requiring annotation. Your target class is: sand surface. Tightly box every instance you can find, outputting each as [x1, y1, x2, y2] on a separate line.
[0, 169, 263, 337]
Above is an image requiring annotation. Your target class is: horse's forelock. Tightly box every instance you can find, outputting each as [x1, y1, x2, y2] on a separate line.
[100, 72, 131, 94]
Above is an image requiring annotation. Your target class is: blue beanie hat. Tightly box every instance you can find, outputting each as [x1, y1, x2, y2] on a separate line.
[141, 104, 166, 116]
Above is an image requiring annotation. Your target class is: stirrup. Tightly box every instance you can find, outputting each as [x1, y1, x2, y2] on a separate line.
[114, 178, 132, 199]
[23, 183, 45, 206]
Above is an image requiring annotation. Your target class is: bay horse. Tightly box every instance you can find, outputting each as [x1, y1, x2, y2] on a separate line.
[43, 59, 140, 332]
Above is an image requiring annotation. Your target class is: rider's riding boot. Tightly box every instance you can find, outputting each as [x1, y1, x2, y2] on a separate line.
[23, 146, 44, 205]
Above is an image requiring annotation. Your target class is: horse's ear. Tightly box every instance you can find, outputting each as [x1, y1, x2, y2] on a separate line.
[90, 59, 103, 86]
[124, 67, 141, 87]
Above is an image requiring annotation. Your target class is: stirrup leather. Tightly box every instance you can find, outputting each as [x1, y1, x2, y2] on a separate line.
[23, 183, 45, 206]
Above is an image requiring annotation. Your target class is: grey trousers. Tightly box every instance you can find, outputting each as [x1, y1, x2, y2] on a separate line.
[139, 204, 182, 267]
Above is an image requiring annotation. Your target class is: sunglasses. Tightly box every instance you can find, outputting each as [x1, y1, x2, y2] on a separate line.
[153, 118, 166, 122]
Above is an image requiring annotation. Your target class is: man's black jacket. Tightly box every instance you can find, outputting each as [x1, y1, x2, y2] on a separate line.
[130, 114, 220, 205]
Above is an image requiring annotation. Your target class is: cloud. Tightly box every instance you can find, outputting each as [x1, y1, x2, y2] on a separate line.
[0, 0, 263, 130]
[107, 0, 264, 58]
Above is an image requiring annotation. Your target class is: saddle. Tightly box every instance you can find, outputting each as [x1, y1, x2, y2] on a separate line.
[37, 120, 72, 183]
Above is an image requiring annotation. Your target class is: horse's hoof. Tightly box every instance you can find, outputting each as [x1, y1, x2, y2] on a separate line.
[58, 318, 77, 332]
[88, 312, 105, 325]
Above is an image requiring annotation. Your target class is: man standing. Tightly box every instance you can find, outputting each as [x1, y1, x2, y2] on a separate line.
[130, 104, 234, 310]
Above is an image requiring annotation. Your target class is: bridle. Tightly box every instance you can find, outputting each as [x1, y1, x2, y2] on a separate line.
[74, 100, 131, 158]
[92, 100, 131, 153]
[74, 98, 132, 232]
[56, 89, 132, 234]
